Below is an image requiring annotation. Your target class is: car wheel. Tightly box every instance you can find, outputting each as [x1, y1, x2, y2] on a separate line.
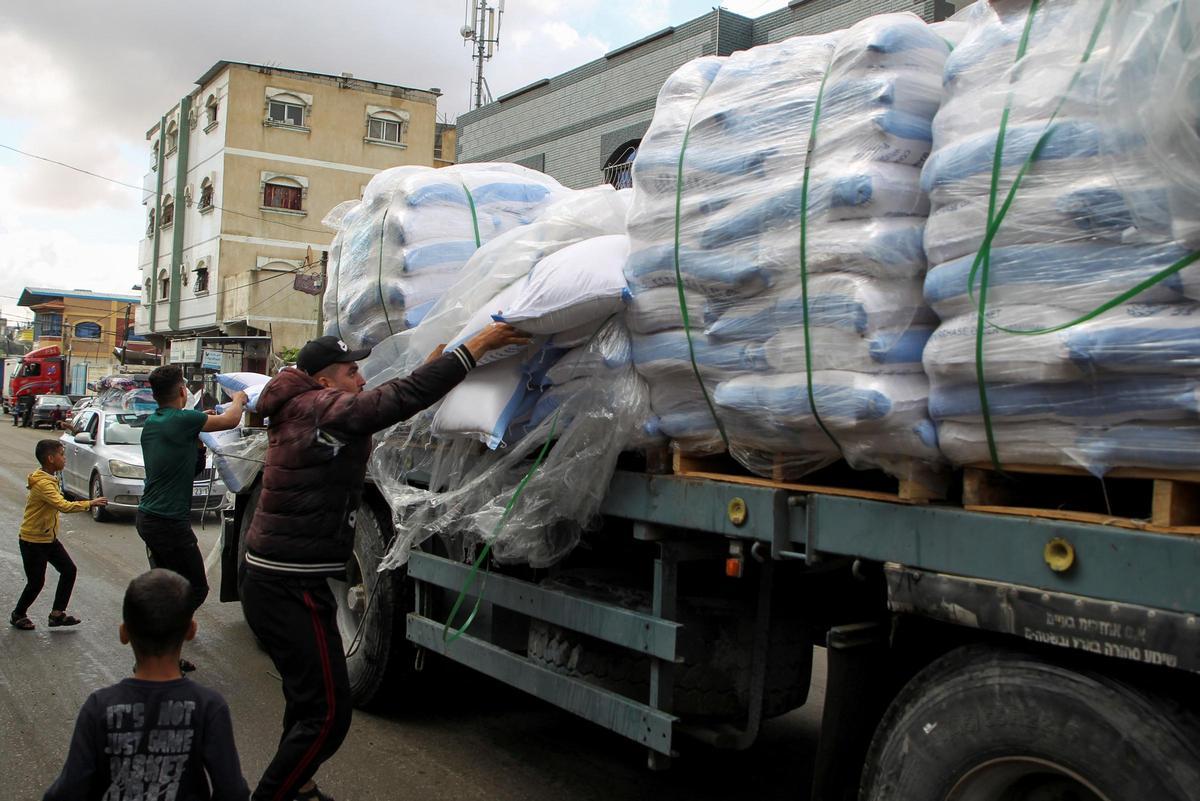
[90, 473, 111, 522]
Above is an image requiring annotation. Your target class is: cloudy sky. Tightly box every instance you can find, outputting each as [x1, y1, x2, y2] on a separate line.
[0, 0, 785, 326]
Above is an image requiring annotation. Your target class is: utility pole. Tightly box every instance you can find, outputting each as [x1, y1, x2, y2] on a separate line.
[316, 250, 328, 336]
[462, 0, 504, 110]
[121, 304, 131, 367]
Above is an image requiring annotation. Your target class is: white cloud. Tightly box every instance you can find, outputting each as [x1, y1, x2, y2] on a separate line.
[0, 0, 701, 301]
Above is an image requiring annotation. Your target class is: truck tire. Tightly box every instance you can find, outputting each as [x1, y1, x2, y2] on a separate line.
[860, 645, 1200, 801]
[330, 497, 417, 709]
[526, 572, 810, 720]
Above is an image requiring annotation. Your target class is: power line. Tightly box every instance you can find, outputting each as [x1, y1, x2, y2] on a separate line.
[1, 143, 335, 237]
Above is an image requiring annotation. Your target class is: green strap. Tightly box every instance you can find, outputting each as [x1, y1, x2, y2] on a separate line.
[442, 406, 560, 643]
[376, 207, 396, 337]
[672, 85, 731, 450]
[797, 59, 844, 456]
[970, 0, 1121, 470]
[462, 183, 482, 248]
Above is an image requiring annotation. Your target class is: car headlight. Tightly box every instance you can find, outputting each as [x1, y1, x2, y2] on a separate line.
[108, 460, 146, 480]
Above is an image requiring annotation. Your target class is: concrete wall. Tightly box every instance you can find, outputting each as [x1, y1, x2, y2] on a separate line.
[457, 1, 947, 188]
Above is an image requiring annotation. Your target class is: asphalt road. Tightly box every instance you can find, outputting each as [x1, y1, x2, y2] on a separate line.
[0, 421, 826, 800]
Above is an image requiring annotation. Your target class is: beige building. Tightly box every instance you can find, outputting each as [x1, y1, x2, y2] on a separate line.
[136, 61, 443, 369]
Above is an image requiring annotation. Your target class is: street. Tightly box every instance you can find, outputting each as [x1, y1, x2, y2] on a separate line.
[0, 421, 825, 801]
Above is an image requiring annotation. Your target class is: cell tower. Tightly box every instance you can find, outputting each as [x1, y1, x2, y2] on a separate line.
[461, 0, 504, 110]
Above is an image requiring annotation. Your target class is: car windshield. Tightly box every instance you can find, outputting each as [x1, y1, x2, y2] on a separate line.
[103, 413, 149, 445]
[37, 396, 71, 408]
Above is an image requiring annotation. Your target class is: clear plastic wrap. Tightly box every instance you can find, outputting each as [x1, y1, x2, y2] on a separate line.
[920, 0, 1200, 475]
[201, 428, 267, 494]
[626, 12, 951, 480]
[358, 186, 651, 568]
[321, 163, 565, 351]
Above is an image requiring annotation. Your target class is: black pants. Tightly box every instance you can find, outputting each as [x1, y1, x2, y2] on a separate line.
[135, 510, 209, 611]
[240, 570, 352, 801]
[13, 539, 77, 618]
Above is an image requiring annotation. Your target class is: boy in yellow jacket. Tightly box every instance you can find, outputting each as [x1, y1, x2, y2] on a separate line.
[9, 439, 107, 630]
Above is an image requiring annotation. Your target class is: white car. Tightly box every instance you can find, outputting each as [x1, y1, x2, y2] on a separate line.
[60, 407, 227, 521]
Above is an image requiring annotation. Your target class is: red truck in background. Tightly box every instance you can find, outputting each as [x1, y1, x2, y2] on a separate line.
[6, 346, 65, 424]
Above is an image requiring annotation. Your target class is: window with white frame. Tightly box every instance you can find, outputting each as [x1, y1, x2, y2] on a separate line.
[161, 194, 175, 227]
[267, 93, 307, 128]
[158, 269, 170, 300]
[365, 106, 409, 146]
[205, 94, 219, 128]
[199, 178, 214, 211]
[146, 208, 156, 236]
[166, 120, 179, 155]
[262, 176, 304, 212]
[143, 278, 152, 301]
[194, 260, 210, 293]
[151, 140, 159, 171]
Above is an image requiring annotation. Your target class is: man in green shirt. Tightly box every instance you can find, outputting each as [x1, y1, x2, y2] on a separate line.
[137, 365, 246, 670]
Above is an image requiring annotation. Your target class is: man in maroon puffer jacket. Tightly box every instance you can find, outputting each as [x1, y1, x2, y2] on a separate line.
[241, 325, 526, 801]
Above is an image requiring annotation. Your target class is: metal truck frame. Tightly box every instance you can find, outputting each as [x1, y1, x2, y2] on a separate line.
[223, 461, 1200, 800]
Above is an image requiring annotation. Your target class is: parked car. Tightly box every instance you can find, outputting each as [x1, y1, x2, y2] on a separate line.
[30, 394, 73, 429]
[63, 396, 96, 429]
[60, 407, 227, 521]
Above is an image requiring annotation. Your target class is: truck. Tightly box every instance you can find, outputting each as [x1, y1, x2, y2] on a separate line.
[2, 356, 23, 414]
[220, 442, 1200, 800]
[6, 345, 65, 424]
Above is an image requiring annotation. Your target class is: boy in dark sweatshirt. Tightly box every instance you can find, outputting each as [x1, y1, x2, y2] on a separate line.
[44, 569, 250, 801]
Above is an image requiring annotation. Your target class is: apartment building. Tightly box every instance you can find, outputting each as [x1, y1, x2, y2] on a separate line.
[136, 61, 443, 368]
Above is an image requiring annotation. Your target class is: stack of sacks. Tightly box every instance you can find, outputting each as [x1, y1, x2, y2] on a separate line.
[356, 186, 652, 568]
[921, 1, 1200, 474]
[625, 13, 950, 478]
[435, 230, 632, 448]
[322, 163, 564, 351]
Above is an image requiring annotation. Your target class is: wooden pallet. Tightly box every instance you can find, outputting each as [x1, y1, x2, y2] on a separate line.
[962, 462, 1200, 535]
[669, 449, 949, 505]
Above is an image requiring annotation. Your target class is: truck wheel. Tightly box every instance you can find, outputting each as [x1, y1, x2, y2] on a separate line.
[90, 473, 111, 522]
[328, 497, 415, 709]
[526, 572, 811, 720]
[860, 645, 1200, 801]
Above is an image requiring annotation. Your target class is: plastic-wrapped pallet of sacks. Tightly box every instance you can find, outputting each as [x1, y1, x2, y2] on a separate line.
[625, 13, 950, 481]
[321, 162, 565, 351]
[920, 0, 1200, 475]
[356, 186, 651, 568]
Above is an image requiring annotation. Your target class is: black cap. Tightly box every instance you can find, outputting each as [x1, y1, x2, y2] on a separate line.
[296, 336, 372, 375]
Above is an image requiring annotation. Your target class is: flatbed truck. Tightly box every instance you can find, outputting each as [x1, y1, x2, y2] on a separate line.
[222, 455, 1200, 800]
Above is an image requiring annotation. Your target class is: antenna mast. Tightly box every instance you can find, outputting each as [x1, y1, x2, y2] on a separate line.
[461, 0, 504, 109]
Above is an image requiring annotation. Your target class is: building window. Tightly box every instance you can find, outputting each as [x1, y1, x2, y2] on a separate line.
[263, 179, 303, 211]
[194, 261, 210, 293]
[74, 322, 101, 340]
[205, 94, 219, 129]
[35, 313, 63, 339]
[366, 111, 405, 145]
[161, 194, 175, 227]
[146, 208, 156, 236]
[166, 120, 179, 155]
[434, 127, 445, 160]
[151, 141, 159, 171]
[159, 269, 170, 300]
[143, 279, 151, 301]
[199, 178, 214, 212]
[603, 140, 639, 190]
[268, 99, 305, 128]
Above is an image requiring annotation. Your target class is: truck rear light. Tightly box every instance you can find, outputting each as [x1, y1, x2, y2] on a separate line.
[725, 541, 744, 578]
